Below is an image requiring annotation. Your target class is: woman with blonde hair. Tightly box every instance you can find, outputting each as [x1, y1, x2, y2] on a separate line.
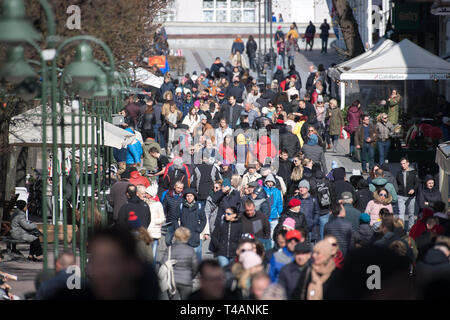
[182, 107, 201, 134]
[288, 165, 304, 199]
[162, 91, 174, 117]
[231, 174, 243, 194]
[161, 227, 198, 300]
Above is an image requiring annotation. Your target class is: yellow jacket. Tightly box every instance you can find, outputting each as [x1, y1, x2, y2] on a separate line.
[287, 29, 299, 39]
[293, 121, 306, 147]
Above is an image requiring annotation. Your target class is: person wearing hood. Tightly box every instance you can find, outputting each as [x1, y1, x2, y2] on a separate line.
[330, 167, 356, 205]
[395, 157, 420, 231]
[354, 213, 374, 247]
[252, 107, 272, 130]
[212, 177, 242, 220]
[354, 178, 374, 213]
[210, 206, 244, 267]
[264, 174, 284, 245]
[369, 168, 398, 204]
[301, 133, 327, 173]
[174, 188, 207, 261]
[273, 66, 285, 86]
[365, 188, 393, 226]
[273, 198, 308, 242]
[417, 175, 441, 211]
[296, 179, 321, 242]
[117, 185, 151, 229]
[278, 149, 293, 187]
[344, 100, 362, 158]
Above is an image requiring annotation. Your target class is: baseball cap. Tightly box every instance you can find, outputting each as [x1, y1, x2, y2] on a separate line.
[285, 229, 302, 242]
[341, 191, 353, 200]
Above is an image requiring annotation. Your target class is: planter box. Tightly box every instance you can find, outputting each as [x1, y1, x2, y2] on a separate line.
[36, 223, 77, 243]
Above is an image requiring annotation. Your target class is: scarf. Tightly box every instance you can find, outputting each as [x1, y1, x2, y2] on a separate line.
[149, 195, 160, 202]
[185, 199, 196, 208]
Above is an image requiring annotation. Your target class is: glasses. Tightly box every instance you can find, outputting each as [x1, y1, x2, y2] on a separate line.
[379, 193, 387, 197]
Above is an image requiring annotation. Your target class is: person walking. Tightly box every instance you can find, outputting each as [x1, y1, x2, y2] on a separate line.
[264, 174, 284, 246]
[327, 99, 344, 152]
[324, 203, 354, 256]
[286, 35, 296, 68]
[117, 185, 151, 229]
[345, 100, 362, 158]
[365, 188, 393, 226]
[354, 114, 377, 175]
[162, 181, 185, 246]
[145, 185, 166, 262]
[246, 35, 258, 72]
[297, 179, 321, 243]
[304, 21, 316, 51]
[395, 157, 420, 231]
[276, 38, 286, 69]
[417, 175, 441, 211]
[319, 19, 330, 54]
[376, 113, 394, 165]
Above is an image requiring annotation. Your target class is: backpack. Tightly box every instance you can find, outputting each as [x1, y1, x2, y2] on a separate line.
[316, 180, 331, 207]
[157, 246, 177, 296]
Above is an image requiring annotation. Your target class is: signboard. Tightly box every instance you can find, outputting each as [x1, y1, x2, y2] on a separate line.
[394, 3, 420, 30]
[148, 55, 166, 68]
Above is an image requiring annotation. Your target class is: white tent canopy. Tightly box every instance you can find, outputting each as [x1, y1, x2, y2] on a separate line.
[9, 104, 135, 149]
[130, 67, 164, 88]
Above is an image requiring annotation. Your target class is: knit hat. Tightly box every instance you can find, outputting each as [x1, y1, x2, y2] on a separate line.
[199, 114, 207, 121]
[288, 198, 301, 208]
[145, 185, 158, 197]
[173, 157, 183, 169]
[294, 242, 312, 253]
[128, 211, 141, 229]
[282, 217, 296, 230]
[261, 107, 269, 114]
[194, 100, 201, 107]
[306, 134, 318, 146]
[217, 91, 225, 97]
[222, 178, 231, 188]
[247, 181, 259, 188]
[239, 251, 262, 270]
[360, 213, 371, 223]
[285, 229, 302, 241]
[278, 26, 282, 30]
[298, 179, 310, 190]
[175, 87, 182, 93]
[331, 160, 339, 169]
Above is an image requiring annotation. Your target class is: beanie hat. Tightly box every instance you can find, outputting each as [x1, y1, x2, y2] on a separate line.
[175, 87, 182, 93]
[128, 211, 141, 229]
[294, 242, 312, 253]
[239, 251, 262, 270]
[331, 160, 339, 169]
[306, 134, 318, 146]
[194, 100, 201, 107]
[222, 178, 231, 188]
[173, 157, 183, 169]
[145, 185, 158, 197]
[360, 213, 371, 223]
[282, 217, 296, 230]
[288, 198, 301, 208]
[217, 91, 225, 97]
[285, 229, 302, 241]
[200, 114, 207, 121]
[298, 179, 310, 190]
[261, 107, 269, 114]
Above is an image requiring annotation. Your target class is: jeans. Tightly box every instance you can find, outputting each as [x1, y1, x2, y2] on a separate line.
[288, 55, 294, 67]
[319, 213, 330, 240]
[165, 225, 175, 247]
[217, 256, 231, 267]
[321, 37, 328, 53]
[360, 142, 375, 172]
[277, 53, 285, 68]
[194, 240, 203, 261]
[248, 55, 256, 70]
[331, 135, 339, 152]
[259, 238, 272, 252]
[152, 239, 159, 263]
[269, 219, 279, 248]
[397, 195, 416, 231]
[153, 124, 165, 149]
[349, 132, 355, 155]
[377, 140, 391, 165]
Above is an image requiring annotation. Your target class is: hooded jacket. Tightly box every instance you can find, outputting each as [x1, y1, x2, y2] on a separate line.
[263, 174, 284, 221]
[209, 213, 244, 259]
[175, 189, 207, 247]
[125, 128, 143, 165]
[256, 136, 278, 164]
[345, 105, 362, 134]
[417, 175, 441, 210]
[365, 191, 393, 226]
[269, 247, 294, 283]
[231, 38, 245, 54]
[369, 177, 398, 203]
[330, 168, 356, 205]
[297, 193, 320, 238]
[117, 195, 151, 229]
[395, 167, 420, 197]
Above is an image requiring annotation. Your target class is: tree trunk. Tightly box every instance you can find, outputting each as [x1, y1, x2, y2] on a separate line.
[332, 0, 365, 58]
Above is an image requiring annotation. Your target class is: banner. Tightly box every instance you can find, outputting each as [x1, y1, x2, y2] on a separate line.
[148, 55, 166, 69]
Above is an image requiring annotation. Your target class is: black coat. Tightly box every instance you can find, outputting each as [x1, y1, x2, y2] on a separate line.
[324, 217, 354, 256]
[221, 103, 244, 128]
[277, 158, 293, 188]
[417, 185, 441, 210]
[280, 129, 301, 159]
[241, 211, 271, 239]
[175, 199, 207, 248]
[273, 209, 308, 241]
[355, 187, 373, 212]
[226, 84, 246, 101]
[193, 164, 222, 201]
[305, 73, 315, 93]
[212, 189, 242, 218]
[353, 223, 374, 246]
[331, 173, 357, 206]
[117, 195, 151, 229]
[162, 191, 184, 225]
[209, 216, 243, 259]
[415, 248, 450, 294]
[395, 168, 420, 197]
[278, 261, 309, 299]
[246, 40, 257, 57]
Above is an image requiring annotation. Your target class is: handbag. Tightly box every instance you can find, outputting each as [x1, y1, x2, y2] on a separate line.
[157, 246, 177, 296]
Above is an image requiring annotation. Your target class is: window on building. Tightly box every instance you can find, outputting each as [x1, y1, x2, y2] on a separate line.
[202, 0, 256, 22]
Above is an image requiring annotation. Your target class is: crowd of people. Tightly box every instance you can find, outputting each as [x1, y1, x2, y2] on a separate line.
[4, 42, 450, 300]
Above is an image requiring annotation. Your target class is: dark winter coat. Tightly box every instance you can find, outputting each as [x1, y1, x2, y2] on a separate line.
[297, 194, 320, 239]
[162, 191, 184, 226]
[343, 203, 361, 232]
[225, 83, 246, 101]
[212, 189, 242, 218]
[395, 168, 420, 197]
[277, 158, 293, 188]
[231, 40, 245, 54]
[246, 39, 257, 58]
[415, 248, 450, 292]
[280, 128, 301, 158]
[355, 180, 373, 212]
[117, 195, 151, 229]
[278, 261, 310, 299]
[175, 195, 207, 248]
[305, 73, 315, 93]
[209, 215, 243, 259]
[272, 209, 308, 242]
[417, 176, 441, 210]
[193, 163, 222, 201]
[221, 103, 244, 128]
[108, 180, 132, 221]
[241, 211, 271, 239]
[354, 123, 378, 148]
[324, 217, 354, 256]
[353, 223, 374, 246]
[330, 168, 357, 206]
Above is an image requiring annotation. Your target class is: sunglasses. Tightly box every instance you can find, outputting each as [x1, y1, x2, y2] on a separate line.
[379, 193, 387, 197]
[330, 243, 337, 247]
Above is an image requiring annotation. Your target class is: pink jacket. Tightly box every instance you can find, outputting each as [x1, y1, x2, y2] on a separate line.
[365, 192, 393, 226]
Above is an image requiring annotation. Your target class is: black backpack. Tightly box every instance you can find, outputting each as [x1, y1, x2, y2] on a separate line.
[316, 180, 331, 208]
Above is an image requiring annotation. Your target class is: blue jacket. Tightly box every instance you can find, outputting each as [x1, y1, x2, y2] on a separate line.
[264, 186, 283, 221]
[296, 194, 320, 236]
[125, 128, 143, 165]
[113, 147, 127, 163]
[268, 247, 294, 283]
[231, 40, 245, 54]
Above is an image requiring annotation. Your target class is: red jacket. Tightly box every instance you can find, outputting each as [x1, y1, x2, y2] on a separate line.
[345, 105, 362, 134]
[409, 208, 434, 240]
[129, 171, 150, 188]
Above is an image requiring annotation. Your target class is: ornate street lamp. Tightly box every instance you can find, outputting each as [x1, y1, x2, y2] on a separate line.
[0, 0, 40, 43]
[0, 46, 37, 84]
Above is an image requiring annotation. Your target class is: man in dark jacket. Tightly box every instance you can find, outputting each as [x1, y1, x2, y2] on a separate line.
[225, 78, 246, 102]
[209, 206, 244, 267]
[305, 66, 316, 93]
[296, 180, 320, 242]
[273, 198, 308, 241]
[210, 57, 224, 76]
[277, 149, 293, 189]
[330, 167, 356, 206]
[354, 114, 377, 174]
[193, 158, 222, 207]
[212, 178, 241, 219]
[162, 181, 185, 246]
[125, 95, 142, 128]
[243, 183, 271, 220]
[280, 125, 300, 159]
[117, 185, 151, 229]
[339, 192, 361, 232]
[222, 95, 244, 129]
[395, 157, 420, 231]
[324, 203, 354, 256]
[241, 200, 271, 245]
[108, 171, 132, 222]
[417, 175, 441, 211]
[175, 188, 207, 260]
[246, 36, 258, 71]
[298, 100, 316, 120]
[278, 241, 312, 299]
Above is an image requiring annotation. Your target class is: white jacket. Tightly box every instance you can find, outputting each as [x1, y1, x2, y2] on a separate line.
[182, 115, 201, 134]
[147, 200, 166, 239]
